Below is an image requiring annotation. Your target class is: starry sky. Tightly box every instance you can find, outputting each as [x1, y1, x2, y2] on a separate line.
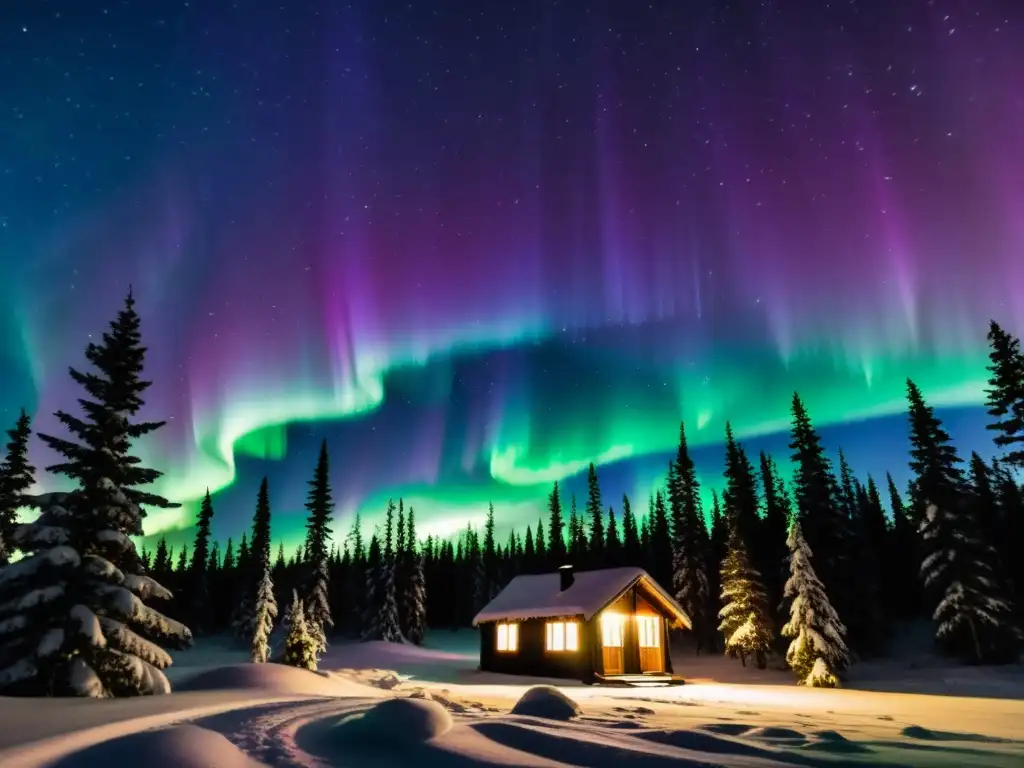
[1, 1, 1021, 552]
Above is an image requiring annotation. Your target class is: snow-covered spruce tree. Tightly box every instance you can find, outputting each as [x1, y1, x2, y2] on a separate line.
[250, 565, 278, 663]
[0, 409, 35, 565]
[403, 551, 428, 645]
[985, 321, 1024, 471]
[0, 291, 192, 697]
[232, 478, 273, 640]
[718, 516, 773, 669]
[781, 520, 849, 688]
[360, 532, 381, 640]
[282, 591, 317, 671]
[400, 507, 427, 645]
[668, 423, 711, 653]
[301, 440, 333, 656]
[920, 501, 1021, 663]
[375, 553, 402, 642]
[373, 501, 402, 642]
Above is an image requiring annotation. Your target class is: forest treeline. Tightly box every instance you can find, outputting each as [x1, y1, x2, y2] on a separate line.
[0, 291, 1021, 695]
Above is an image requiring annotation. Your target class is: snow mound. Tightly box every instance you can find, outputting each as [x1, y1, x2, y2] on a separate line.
[510, 685, 582, 721]
[174, 663, 345, 697]
[49, 724, 263, 768]
[334, 697, 453, 744]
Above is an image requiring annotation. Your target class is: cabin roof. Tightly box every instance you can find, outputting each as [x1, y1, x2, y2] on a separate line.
[472, 566, 690, 627]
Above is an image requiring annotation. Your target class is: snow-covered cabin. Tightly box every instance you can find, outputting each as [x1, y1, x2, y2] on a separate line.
[472, 565, 690, 684]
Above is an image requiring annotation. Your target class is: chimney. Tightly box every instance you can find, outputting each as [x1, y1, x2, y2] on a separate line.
[559, 564, 575, 591]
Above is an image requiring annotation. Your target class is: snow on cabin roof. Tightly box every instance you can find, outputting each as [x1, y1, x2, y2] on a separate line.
[472, 566, 690, 627]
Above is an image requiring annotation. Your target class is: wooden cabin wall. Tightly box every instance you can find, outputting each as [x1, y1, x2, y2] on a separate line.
[479, 616, 590, 680]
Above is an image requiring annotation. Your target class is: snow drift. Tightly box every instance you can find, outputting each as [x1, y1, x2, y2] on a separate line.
[48, 724, 264, 768]
[174, 662, 349, 697]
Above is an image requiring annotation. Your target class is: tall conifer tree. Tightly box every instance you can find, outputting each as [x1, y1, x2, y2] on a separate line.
[758, 451, 790, 624]
[718, 515, 772, 669]
[782, 520, 849, 687]
[907, 379, 1021, 661]
[788, 394, 851, 623]
[302, 440, 334, 655]
[0, 409, 34, 565]
[0, 290, 192, 697]
[668, 423, 711, 652]
[585, 463, 604, 559]
[985, 321, 1024, 470]
[547, 481, 565, 563]
[189, 490, 215, 631]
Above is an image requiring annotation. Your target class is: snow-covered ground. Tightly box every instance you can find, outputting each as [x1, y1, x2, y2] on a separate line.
[0, 630, 1022, 767]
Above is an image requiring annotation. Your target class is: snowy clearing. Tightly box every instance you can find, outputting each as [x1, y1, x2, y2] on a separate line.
[0, 632, 1021, 767]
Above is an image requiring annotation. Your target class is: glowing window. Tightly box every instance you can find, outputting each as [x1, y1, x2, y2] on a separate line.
[545, 621, 579, 651]
[496, 622, 518, 652]
[636, 615, 660, 648]
[601, 613, 625, 647]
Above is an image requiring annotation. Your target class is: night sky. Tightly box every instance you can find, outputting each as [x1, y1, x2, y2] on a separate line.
[1, 2, 1020, 551]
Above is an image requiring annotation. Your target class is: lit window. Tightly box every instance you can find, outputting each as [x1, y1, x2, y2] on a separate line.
[636, 616, 660, 648]
[496, 622, 518, 652]
[601, 613, 625, 647]
[546, 621, 579, 651]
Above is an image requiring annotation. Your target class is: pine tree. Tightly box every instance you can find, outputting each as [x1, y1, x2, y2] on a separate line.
[788, 394, 850, 625]
[361, 532, 381, 640]
[367, 503, 401, 642]
[921, 496, 1022, 664]
[534, 517, 546, 564]
[621, 494, 639, 564]
[403, 548, 428, 646]
[38, 290, 176, 531]
[605, 505, 621, 564]
[849, 476, 887, 652]
[782, 520, 849, 687]
[468, 525, 486, 616]
[234, 479, 273, 639]
[722, 424, 760, 552]
[585, 463, 604, 560]
[222, 539, 235, 571]
[274, 542, 286, 577]
[758, 451, 791, 624]
[282, 592, 317, 671]
[396, 499, 406, 562]
[482, 502, 497, 600]
[990, 461, 1024, 609]
[250, 566, 277, 663]
[718, 516, 773, 669]
[567, 494, 585, 562]
[0, 291, 192, 697]
[985, 321, 1024, 470]
[650, 490, 673, 589]
[668, 423, 711, 652]
[250, 478, 272, 573]
[836, 449, 858, 522]
[885, 472, 918, 617]
[904, 377, 1018, 659]
[153, 536, 170, 578]
[189, 490, 215, 631]
[547, 481, 566, 563]
[302, 440, 333, 656]
[0, 409, 35, 565]
[175, 543, 188, 573]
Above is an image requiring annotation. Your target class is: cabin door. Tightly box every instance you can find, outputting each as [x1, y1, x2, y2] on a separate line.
[636, 615, 663, 672]
[600, 613, 626, 675]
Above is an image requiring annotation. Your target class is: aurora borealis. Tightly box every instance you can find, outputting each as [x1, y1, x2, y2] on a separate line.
[1, 3, 1021, 551]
